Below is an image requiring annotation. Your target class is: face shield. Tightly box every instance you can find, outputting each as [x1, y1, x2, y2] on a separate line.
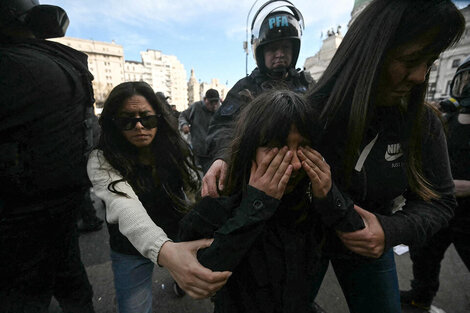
[251, 0, 304, 44]
[451, 68, 470, 100]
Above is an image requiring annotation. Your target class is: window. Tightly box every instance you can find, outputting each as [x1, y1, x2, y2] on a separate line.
[452, 59, 461, 68]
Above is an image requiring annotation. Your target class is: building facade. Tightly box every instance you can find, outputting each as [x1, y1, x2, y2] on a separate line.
[304, 30, 343, 82]
[50, 38, 231, 112]
[125, 49, 188, 111]
[49, 36, 125, 105]
[124, 60, 147, 83]
[187, 68, 200, 105]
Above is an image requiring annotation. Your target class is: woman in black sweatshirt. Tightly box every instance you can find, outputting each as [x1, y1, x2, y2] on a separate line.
[306, 0, 466, 312]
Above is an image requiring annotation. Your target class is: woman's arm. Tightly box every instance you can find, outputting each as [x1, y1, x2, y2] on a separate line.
[87, 150, 231, 299]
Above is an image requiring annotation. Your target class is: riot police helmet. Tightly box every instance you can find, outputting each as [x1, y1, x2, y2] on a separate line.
[0, 0, 69, 39]
[250, 0, 304, 74]
[450, 55, 470, 107]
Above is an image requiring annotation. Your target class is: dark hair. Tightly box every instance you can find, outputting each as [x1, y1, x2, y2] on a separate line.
[98, 81, 200, 210]
[225, 89, 320, 194]
[307, 0, 465, 201]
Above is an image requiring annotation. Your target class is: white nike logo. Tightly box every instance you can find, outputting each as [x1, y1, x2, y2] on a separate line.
[385, 143, 403, 161]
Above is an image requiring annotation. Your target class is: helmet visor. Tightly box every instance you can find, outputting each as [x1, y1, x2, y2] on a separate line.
[251, 1, 304, 40]
[451, 69, 470, 99]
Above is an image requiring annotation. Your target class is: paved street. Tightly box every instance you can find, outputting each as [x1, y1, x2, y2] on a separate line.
[50, 193, 470, 313]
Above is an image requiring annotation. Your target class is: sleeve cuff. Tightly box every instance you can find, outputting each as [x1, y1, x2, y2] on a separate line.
[313, 183, 365, 232]
[237, 185, 281, 220]
[154, 238, 173, 267]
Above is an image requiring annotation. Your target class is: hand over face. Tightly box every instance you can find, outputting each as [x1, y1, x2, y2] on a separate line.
[249, 146, 293, 199]
[298, 146, 332, 198]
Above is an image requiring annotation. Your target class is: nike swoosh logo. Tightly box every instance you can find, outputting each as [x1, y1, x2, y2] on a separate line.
[385, 151, 403, 161]
[385, 143, 403, 161]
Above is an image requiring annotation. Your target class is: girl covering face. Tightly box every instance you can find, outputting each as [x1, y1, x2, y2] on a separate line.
[179, 90, 351, 313]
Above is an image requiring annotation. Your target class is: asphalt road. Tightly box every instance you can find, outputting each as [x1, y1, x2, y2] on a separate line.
[50, 193, 470, 313]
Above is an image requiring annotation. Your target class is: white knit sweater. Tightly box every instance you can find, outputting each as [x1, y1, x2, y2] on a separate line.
[87, 149, 171, 264]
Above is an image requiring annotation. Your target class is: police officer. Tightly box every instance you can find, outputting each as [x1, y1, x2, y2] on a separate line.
[401, 56, 470, 312]
[202, 0, 314, 197]
[0, 1, 96, 312]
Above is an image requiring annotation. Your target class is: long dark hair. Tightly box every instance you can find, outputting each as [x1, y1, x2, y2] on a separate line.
[98, 81, 200, 210]
[225, 89, 320, 194]
[307, 0, 465, 201]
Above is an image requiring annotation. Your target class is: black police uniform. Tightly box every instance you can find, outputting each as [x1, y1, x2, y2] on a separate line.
[0, 39, 95, 312]
[406, 110, 470, 304]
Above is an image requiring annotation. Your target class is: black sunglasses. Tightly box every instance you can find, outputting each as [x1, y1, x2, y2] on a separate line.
[113, 114, 161, 131]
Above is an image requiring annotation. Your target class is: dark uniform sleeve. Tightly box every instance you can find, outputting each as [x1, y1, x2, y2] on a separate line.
[205, 77, 254, 162]
[178, 186, 280, 272]
[376, 109, 456, 251]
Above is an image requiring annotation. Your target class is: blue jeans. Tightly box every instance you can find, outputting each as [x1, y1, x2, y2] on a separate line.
[110, 250, 154, 313]
[331, 250, 401, 313]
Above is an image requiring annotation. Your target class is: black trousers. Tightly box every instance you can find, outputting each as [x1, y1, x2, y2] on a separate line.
[408, 198, 470, 302]
[0, 205, 95, 313]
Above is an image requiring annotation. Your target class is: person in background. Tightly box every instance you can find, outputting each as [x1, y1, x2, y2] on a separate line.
[202, 0, 314, 198]
[171, 104, 180, 119]
[87, 81, 231, 313]
[305, 0, 465, 312]
[0, 0, 96, 311]
[401, 55, 470, 312]
[179, 88, 220, 173]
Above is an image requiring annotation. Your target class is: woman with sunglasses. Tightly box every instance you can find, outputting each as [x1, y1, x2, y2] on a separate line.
[87, 82, 231, 313]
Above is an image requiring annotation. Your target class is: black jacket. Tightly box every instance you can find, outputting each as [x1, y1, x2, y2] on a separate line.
[179, 182, 349, 313]
[205, 68, 313, 162]
[0, 39, 94, 216]
[178, 100, 215, 157]
[318, 106, 456, 258]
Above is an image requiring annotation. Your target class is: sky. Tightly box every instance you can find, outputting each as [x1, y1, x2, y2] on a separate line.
[46, 0, 469, 89]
